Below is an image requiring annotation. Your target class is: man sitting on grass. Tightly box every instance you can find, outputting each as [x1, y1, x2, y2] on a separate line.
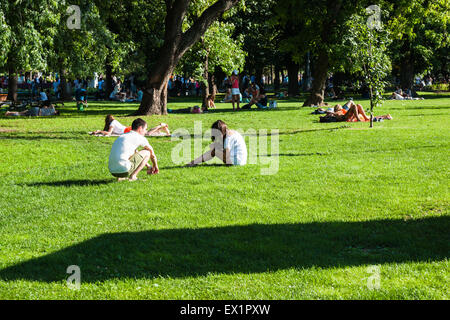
[108, 118, 159, 181]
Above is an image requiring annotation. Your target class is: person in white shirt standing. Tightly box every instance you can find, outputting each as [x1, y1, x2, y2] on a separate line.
[108, 118, 159, 181]
[186, 120, 247, 167]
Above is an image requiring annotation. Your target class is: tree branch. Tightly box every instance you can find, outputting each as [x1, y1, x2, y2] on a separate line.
[177, 0, 239, 56]
[164, 0, 191, 43]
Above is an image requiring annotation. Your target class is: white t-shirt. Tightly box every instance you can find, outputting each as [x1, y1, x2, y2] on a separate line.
[393, 92, 404, 100]
[224, 131, 247, 166]
[108, 131, 151, 173]
[110, 119, 128, 135]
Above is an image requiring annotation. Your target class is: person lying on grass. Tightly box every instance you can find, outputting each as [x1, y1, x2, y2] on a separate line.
[320, 101, 392, 122]
[91, 114, 171, 136]
[186, 120, 247, 167]
[5, 105, 60, 117]
[168, 105, 207, 114]
[108, 118, 159, 181]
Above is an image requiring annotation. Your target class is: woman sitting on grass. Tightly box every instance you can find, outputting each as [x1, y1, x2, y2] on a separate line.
[186, 120, 247, 167]
[221, 89, 233, 103]
[207, 95, 216, 109]
[91, 114, 171, 136]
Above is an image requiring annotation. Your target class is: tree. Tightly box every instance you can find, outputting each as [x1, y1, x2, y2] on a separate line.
[274, 0, 370, 106]
[229, 0, 279, 88]
[387, 0, 449, 88]
[0, 0, 58, 102]
[47, 1, 115, 100]
[177, 21, 246, 108]
[338, 10, 391, 127]
[135, 0, 241, 116]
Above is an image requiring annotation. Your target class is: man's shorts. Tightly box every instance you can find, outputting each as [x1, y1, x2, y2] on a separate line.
[111, 152, 145, 178]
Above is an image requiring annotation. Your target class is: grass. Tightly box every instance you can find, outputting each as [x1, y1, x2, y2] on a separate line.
[0, 92, 448, 299]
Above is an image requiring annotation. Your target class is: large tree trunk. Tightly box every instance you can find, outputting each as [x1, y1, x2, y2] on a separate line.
[7, 68, 18, 103]
[303, 51, 329, 106]
[135, 0, 239, 115]
[399, 38, 415, 89]
[274, 65, 281, 92]
[255, 67, 263, 87]
[139, 86, 168, 115]
[287, 59, 299, 96]
[303, 0, 342, 106]
[302, 51, 311, 91]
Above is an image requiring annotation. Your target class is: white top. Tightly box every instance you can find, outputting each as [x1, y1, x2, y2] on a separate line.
[108, 131, 151, 173]
[224, 131, 247, 166]
[393, 92, 404, 100]
[110, 119, 127, 135]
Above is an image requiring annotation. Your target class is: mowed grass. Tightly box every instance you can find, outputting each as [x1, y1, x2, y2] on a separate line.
[0, 92, 448, 299]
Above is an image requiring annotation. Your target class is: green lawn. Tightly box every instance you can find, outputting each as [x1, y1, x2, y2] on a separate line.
[0, 93, 448, 299]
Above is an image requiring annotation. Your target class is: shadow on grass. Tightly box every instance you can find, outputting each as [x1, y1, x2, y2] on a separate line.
[0, 217, 448, 282]
[162, 164, 226, 170]
[0, 135, 85, 141]
[259, 153, 328, 157]
[388, 105, 450, 110]
[23, 179, 114, 187]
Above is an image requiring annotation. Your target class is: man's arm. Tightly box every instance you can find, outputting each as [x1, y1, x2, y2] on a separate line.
[144, 146, 159, 174]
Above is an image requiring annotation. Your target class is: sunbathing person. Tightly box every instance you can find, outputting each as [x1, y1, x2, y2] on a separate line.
[168, 105, 207, 114]
[391, 92, 424, 100]
[186, 120, 247, 167]
[321, 101, 392, 122]
[5, 105, 59, 117]
[91, 114, 171, 136]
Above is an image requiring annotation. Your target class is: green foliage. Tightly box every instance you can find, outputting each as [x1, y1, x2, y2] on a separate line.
[387, 0, 450, 80]
[0, 0, 60, 72]
[337, 12, 392, 111]
[178, 21, 246, 81]
[0, 5, 11, 66]
[48, 1, 115, 78]
[229, 0, 279, 73]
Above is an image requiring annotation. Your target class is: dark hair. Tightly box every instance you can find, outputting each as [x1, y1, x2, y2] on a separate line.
[132, 118, 147, 131]
[104, 115, 114, 131]
[211, 120, 228, 143]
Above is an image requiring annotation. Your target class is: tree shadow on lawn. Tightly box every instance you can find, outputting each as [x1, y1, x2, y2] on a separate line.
[23, 179, 114, 187]
[388, 105, 450, 110]
[0, 135, 86, 141]
[0, 217, 448, 283]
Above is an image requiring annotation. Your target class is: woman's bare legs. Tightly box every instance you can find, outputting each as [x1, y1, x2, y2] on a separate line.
[356, 104, 370, 121]
[343, 104, 359, 121]
[232, 95, 240, 111]
[146, 123, 171, 136]
[187, 143, 230, 166]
